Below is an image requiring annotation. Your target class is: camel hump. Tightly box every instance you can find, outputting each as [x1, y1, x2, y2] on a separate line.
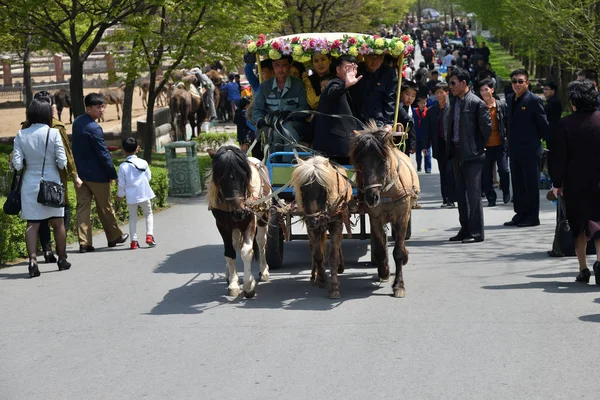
[189, 85, 201, 99]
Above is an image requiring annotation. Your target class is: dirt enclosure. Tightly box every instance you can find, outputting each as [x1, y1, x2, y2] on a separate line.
[0, 88, 164, 138]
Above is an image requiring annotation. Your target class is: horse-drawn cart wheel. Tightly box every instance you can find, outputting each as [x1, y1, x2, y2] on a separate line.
[266, 213, 284, 269]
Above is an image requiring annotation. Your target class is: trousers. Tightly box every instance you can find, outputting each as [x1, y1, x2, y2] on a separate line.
[128, 200, 153, 241]
[76, 180, 123, 246]
[454, 157, 485, 239]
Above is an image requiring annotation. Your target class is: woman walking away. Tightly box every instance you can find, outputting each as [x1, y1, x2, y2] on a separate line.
[12, 99, 70, 277]
[550, 80, 600, 284]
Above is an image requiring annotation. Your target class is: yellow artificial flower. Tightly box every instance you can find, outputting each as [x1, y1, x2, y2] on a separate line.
[348, 46, 358, 56]
[375, 38, 385, 47]
[374, 49, 384, 55]
[395, 41, 405, 52]
[247, 42, 257, 52]
[292, 45, 303, 56]
[269, 49, 282, 60]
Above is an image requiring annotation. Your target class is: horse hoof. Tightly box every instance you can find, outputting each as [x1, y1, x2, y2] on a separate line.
[379, 277, 389, 283]
[329, 291, 340, 299]
[338, 266, 345, 274]
[244, 290, 256, 299]
[260, 274, 270, 283]
[393, 288, 406, 298]
[228, 288, 241, 297]
[310, 278, 318, 286]
[318, 280, 326, 288]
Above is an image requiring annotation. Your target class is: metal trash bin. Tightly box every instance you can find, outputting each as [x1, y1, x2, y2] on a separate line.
[164, 141, 202, 197]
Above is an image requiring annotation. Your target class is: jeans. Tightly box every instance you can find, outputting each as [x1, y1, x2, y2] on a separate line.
[416, 142, 432, 171]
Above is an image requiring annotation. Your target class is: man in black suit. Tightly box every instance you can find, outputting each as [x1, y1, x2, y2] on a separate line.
[311, 55, 363, 164]
[423, 82, 456, 208]
[504, 69, 550, 227]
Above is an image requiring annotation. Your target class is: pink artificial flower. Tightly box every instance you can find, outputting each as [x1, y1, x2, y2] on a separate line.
[291, 36, 300, 44]
[256, 39, 265, 47]
[348, 37, 357, 45]
[272, 41, 280, 50]
[258, 34, 267, 41]
[332, 39, 341, 48]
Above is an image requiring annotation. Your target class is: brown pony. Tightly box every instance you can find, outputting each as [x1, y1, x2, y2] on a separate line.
[350, 122, 420, 298]
[291, 156, 353, 298]
[207, 145, 271, 298]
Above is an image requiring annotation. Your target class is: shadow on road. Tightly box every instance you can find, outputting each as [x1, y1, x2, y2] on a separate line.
[148, 239, 384, 315]
[482, 280, 600, 294]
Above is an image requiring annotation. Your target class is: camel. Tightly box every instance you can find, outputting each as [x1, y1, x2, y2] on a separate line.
[169, 76, 205, 141]
[53, 89, 72, 124]
[99, 87, 124, 121]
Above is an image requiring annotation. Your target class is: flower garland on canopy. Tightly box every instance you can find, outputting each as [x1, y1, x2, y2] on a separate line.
[247, 34, 414, 63]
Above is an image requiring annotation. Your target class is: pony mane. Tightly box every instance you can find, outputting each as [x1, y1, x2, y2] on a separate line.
[207, 145, 251, 208]
[349, 120, 393, 165]
[291, 156, 338, 208]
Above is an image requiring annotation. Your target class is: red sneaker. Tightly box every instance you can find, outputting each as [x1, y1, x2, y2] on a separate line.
[130, 241, 139, 250]
[145, 234, 156, 247]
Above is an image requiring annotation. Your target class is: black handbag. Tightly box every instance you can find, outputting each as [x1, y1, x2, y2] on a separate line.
[36, 128, 66, 208]
[553, 194, 596, 256]
[2, 170, 22, 215]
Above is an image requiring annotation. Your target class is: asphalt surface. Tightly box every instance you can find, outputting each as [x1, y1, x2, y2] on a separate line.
[2, 156, 600, 400]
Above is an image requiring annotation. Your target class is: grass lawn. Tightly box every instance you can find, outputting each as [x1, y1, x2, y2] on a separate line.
[477, 36, 525, 81]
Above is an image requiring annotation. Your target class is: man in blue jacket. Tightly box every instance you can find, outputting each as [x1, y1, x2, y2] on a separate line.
[504, 69, 549, 227]
[72, 93, 128, 252]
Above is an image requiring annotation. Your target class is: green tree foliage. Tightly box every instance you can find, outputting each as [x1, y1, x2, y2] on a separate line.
[280, 0, 415, 34]
[458, 0, 600, 70]
[0, 0, 150, 117]
[109, 0, 283, 162]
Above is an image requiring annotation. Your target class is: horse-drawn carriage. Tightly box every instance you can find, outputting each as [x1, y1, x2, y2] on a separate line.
[208, 32, 420, 299]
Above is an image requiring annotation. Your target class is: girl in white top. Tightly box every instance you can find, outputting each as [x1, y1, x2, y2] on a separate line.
[116, 138, 156, 249]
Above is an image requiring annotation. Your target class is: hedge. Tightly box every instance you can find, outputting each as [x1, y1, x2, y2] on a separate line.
[194, 132, 236, 152]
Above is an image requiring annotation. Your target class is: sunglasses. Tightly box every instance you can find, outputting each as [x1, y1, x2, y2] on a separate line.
[449, 80, 461, 86]
[511, 79, 526, 84]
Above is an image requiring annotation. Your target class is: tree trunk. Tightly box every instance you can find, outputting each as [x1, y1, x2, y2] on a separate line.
[142, 70, 158, 163]
[121, 71, 136, 137]
[70, 56, 86, 117]
[22, 34, 33, 108]
[417, 0, 421, 25]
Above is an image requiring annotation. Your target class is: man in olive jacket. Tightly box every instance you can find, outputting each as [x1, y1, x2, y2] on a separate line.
[446, 68, 492, 243]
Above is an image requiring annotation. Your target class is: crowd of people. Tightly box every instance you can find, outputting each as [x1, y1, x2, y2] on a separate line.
[235, 21, 600, 283]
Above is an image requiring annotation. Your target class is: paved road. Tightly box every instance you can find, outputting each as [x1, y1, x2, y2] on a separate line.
[2, 157, 600, 400]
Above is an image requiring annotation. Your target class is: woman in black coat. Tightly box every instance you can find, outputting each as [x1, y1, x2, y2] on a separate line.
[550, 80, 600, 283]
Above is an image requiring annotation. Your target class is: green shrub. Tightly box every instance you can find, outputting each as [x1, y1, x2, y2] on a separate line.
[0, 196, 28, 264]
[194, 133, 236, 151]
[198, 155, 212, 190]
[445, 31, 456, 39]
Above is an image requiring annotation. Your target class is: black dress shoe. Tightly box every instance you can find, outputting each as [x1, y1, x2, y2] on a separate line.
[503, 193, 511, 204]
[488, 201, 496, 207]
[44, 251, 57, 263]
[593, 261, 600, 286]
[517, 220, 540, 227]
[462, 236, 484, 243]
[576, 268, 591, 283]
[504, 220, 520, 226]
[108, 233, 129, 248]
[28, 261, 40, 278]
[57, 258, 71, 271]
[450, 233, 471, 242]
[547, 250, 565, 258]
[79, 245, 95, 253]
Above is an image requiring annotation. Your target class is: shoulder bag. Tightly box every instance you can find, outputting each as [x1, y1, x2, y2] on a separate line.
[37, 128, 66, 208]
[2, 169, 23, 215]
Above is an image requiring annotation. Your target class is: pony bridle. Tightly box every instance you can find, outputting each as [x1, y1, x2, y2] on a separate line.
[363, 180, 395, 194]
